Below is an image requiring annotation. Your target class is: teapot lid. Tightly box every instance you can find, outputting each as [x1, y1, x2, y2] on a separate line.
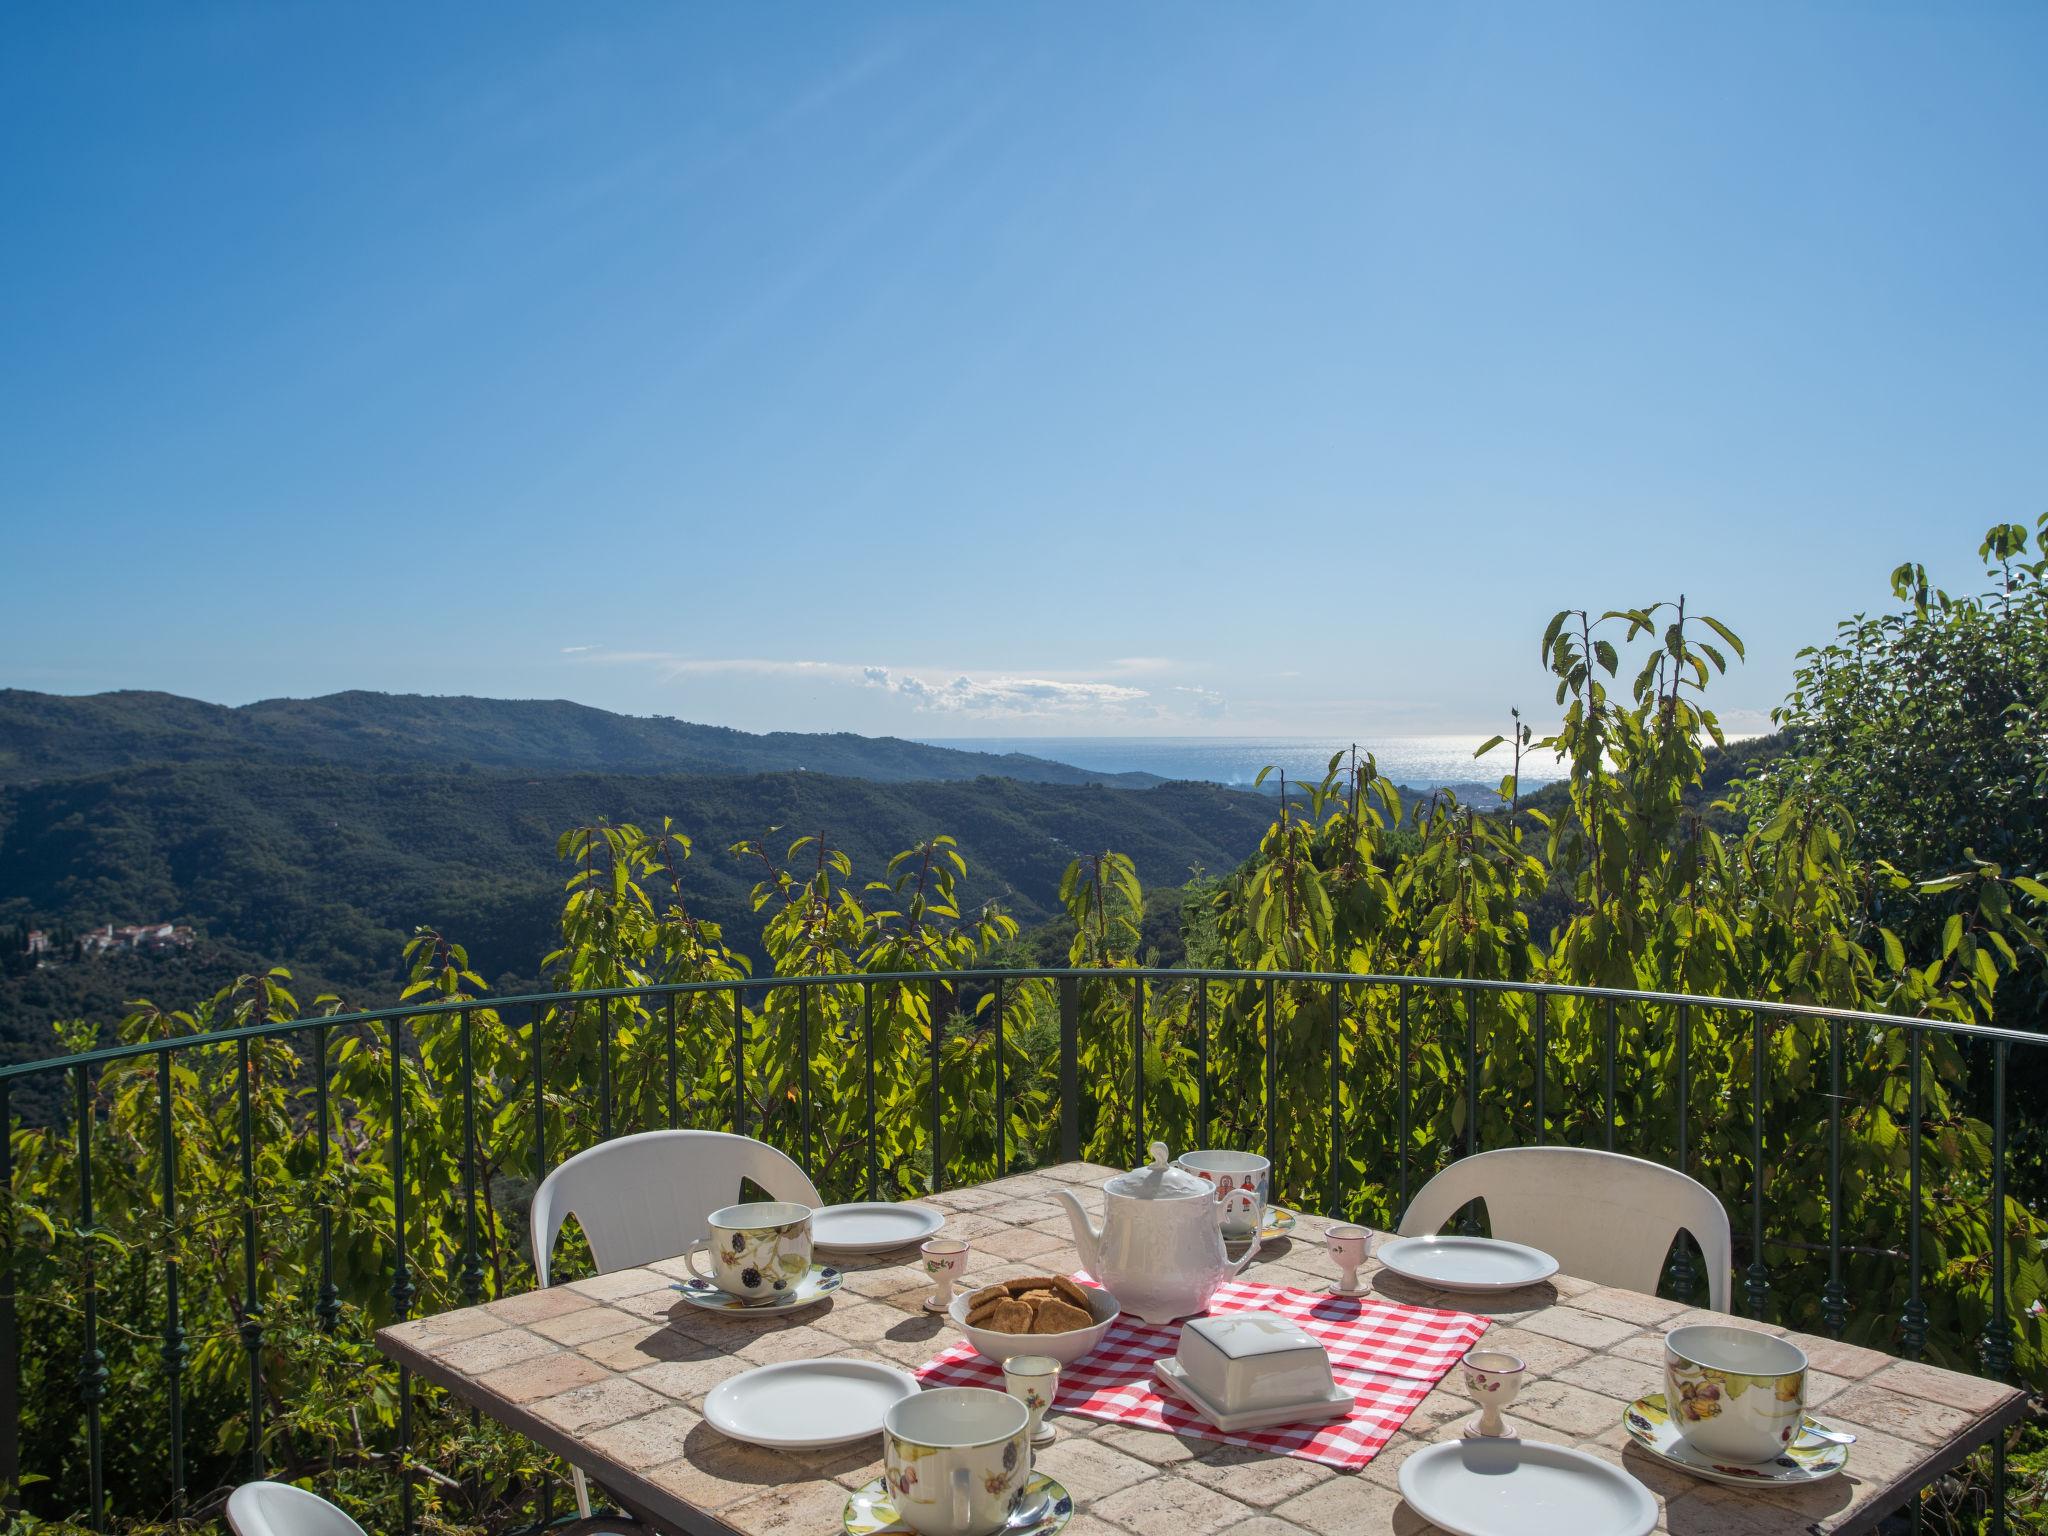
[1104, 1142, 1208, 1201]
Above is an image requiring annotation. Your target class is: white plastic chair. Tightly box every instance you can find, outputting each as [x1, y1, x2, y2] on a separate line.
[226, 1481, 639, 1536]
[530, 1129, 824, 1513]
[225, 1483, 367, 1536]
[1396, 1146, 1732, 1313]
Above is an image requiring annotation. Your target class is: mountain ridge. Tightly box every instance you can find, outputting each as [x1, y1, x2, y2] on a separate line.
[0, 688, 1166, 789]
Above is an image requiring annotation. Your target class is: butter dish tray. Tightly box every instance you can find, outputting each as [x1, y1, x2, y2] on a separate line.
[1151, 1357, 1354, 1432]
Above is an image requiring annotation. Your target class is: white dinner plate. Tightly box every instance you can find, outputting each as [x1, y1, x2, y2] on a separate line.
[811, 1202, 945, 1254]
[1398, 1437, 1656, 1536]
[1375, 1235, 1559, 1293]
[705, 1357, 921, 1449]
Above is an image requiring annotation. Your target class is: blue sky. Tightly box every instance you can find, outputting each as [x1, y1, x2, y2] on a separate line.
[4, 4, 2043, 741]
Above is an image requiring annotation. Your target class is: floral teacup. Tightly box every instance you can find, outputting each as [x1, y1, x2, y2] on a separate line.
[1663, 1323, 1807, 1464]
[883, 1386, 1033, 1536]
[683, 1201, 812, 1301]
[1175, 1149, 1270, 1240]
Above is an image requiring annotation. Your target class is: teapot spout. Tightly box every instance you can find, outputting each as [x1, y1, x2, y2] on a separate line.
[1053, 1187, 1102, 1278]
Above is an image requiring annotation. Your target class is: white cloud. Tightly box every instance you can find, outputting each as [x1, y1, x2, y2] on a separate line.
[566, 649, 1227, 722]
[861, 667, 1152, 718]
[560, 644, 600, 654]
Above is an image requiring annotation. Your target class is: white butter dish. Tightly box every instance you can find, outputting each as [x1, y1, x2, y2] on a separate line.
[1153, 1356, 1354, 1432]
[1176, 1311, 1337, 1410]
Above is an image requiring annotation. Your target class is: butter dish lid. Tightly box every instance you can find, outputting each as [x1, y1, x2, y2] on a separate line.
[1104, 1141, 1209, 1202]
[1184, 1311, 1322, 1360]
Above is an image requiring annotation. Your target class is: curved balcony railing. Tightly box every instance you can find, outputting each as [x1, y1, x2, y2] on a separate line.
[0, 969, 2037, 1532]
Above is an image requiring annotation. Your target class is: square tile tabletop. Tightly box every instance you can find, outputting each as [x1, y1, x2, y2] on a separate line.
[377, 1162, 2026, 1536]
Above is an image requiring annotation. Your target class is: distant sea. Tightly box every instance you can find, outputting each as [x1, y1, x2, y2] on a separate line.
[919, 736, 1567, 792]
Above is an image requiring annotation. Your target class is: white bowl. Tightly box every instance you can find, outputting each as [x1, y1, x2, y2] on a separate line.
[1175, 1311, 1335, 1410]
[947, 1282, 1120, 1365]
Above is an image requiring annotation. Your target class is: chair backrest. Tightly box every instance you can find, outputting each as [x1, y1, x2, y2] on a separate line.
[1396, 1145, 1732, 1312]
[225, 1482, 369, 1536]
[530, 1129, 823, 1284]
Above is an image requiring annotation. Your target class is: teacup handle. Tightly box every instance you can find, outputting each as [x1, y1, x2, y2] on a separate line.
[682, 1239, 715, 1283]
[1218, 1188, 1258, 1228]
[1220, 1190, 1264, 1274]
[948, 1465, 972, 1531]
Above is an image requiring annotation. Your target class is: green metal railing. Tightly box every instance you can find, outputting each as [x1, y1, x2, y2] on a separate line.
[0, 968, 2037, 1532]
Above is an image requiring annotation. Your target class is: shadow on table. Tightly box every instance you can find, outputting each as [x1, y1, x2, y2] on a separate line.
[1367, 1270, 1558, 1317]
[875, 1301, 946, 1346]
[1624, 1443, 1854, 1530]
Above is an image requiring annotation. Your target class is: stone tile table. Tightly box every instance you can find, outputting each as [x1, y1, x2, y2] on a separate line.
[377, 1162, 2028, 1536]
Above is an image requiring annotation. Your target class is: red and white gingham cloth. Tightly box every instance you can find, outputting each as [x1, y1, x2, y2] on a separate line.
[915, 1276, 1489, 1470]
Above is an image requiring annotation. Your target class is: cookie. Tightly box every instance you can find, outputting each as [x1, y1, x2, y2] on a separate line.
[967, 1283, 1010, 1311]
[1047, 1276, 1091, 1310]
[1032, 1296, 1093, 1333]
[986, 1297, 1036, 1333]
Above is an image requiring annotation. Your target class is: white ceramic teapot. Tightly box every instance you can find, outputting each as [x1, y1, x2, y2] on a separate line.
[1055, 1141, 1263, 1324]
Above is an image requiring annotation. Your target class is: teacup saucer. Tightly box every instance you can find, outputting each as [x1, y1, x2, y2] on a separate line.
[672, 1263, 842, 1313]
[1225, 1207, 1296, 1246]
[1622, 1394, 1847, 1487]
[844, 1471, 1073, 1535]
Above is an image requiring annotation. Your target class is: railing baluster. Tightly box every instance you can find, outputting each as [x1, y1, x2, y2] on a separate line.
[1821, 1014, 1847, 1336]
[0, 1078, 15, 1511]
[1460, 986, 1480, 1235]
[1745, 1012, 1770, 1321]
[1326, 984, 1342, 1219]
[1195, 982, 1210, 1147]
[531, 1005, 547, 1184]
[598, 995, 613, 1142]
[1986, 1040, 2012, 1536]
[460, 1008, 483, 1307]
[732, 988, 746, 1138]
[75, 1065, 106, 1531]
[1465, 985, 1479, 1161]
[390, 1021, 416, 1535]
[1263, 977, 1278, 1174]
[1603, 997, 1617, 1153]
[1133, 979, 1146, 1162]
[929, 980, 943, 1194]
[158, 1055, 186, 1518]
[236, 1038, 263, 1480]
[1397, 983, 1411, 1224]
[315, 1024, 339, 1332]
[667, 994, 679, 1129]
[1984, 1041, 2013, 1377]
[995, 977, 1007, 1178]
[1058, 978, 1080, 1163]
[798, 985, 813, 1176]
[1533, 991, 1547, 1144]
[864, 982, 878, 1199]
[1901, 1025, 1927, 1359]
[1668, 1003, 1696, 1303]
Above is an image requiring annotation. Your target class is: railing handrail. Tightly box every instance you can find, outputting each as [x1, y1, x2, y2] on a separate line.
[4, 965, 2040, 1082]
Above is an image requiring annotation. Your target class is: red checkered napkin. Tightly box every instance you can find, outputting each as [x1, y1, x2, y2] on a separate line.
[915, 1276, 1488, 1470]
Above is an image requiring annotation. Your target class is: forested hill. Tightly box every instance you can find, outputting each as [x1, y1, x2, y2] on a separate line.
[0, 763, 1273, 1040]
[0, 689, 1164, 788]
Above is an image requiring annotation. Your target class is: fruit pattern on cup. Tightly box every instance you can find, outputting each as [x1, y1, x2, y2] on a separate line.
[1668, 1355, 1806, 1435]
[885, 1436, 1026, 1511]
[980, 1440, 1022, 1497]
[722, 1222, 808, 1294]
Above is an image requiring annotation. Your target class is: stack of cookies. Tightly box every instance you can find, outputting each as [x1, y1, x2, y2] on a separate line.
[963, 1275, 1096, 1334]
